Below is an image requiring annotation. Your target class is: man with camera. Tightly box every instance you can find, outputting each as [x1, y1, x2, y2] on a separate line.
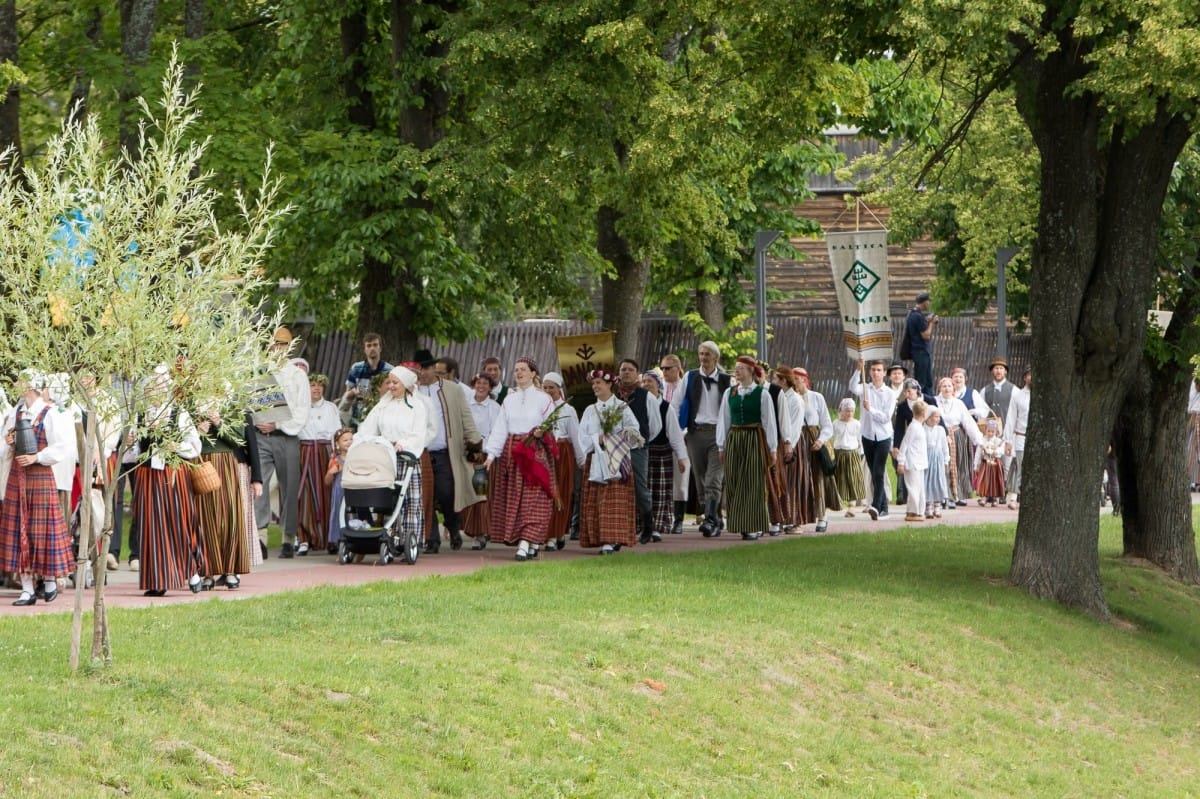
[907, 292, 938, 395]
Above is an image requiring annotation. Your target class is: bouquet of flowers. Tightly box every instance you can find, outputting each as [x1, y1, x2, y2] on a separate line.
[597, 403, 626, 438]
[513, 401, 565, 508]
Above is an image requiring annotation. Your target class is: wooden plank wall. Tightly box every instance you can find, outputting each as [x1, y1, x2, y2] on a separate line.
[309, 318, 1030, 403]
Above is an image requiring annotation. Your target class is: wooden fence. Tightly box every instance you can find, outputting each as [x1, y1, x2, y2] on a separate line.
[307, 317, 1030, 402]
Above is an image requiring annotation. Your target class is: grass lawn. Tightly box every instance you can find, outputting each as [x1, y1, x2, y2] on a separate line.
[3, 516, 1199, 798]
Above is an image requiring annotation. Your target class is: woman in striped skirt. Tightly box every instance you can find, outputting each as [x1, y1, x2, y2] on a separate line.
[0, 373, 75, 606]
[540, 373, 583, 551]
[717, 357, 778, 540]
[773, 365, 807, 531]
[639, 369, 688, 541]
[298, 373, 341, 555]
[462, 373, 500, 549]
[194, 408, 262, 590]
[578, 370, 642, 554]
[934, 377, 983, 505]
[483, 357, 557, 562]
[134, 372, 206, 597]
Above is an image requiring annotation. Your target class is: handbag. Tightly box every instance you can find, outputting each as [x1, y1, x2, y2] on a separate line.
[818, 442, 837, 476]
[189, 459, 222, 495]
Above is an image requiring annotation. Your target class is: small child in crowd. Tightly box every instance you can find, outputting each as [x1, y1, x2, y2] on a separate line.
[973, 418, 1007, 506]
[923, 405, 950, 518]
[896, 400, 929, 522]
[326, 427, 355, 543]
[831, 398, 867, 517]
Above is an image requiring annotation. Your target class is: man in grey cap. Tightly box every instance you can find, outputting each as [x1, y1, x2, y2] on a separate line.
[906, 292, 938, 395]
[669, 340, 730, 536]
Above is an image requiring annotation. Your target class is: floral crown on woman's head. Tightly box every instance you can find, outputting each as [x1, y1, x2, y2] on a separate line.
[587, 369, 615, 383]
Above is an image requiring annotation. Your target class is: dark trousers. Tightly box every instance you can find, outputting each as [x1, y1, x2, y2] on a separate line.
[427, 449, 459, 544]
[912, 350, 934, 395]
[630, 446, 651, 515]
[863, 437, 892, 514]
[108, 465, 139, 561]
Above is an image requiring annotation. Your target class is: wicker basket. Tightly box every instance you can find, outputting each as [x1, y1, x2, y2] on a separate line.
[190, 459, 222, 495]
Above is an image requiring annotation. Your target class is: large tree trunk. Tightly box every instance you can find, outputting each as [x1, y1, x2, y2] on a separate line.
[118, 0, 160, 160]
[1009, 43, 1192, 618]
[597, 204, 649, 361]
[357, 256, 419, 360]
[65, 6, 103, 129]
[696, 289, 726, 333]
[0, 0, 21, 171]
[1116, 272, 1200, 582]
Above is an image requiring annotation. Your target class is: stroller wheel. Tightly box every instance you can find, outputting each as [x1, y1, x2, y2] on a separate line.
[401, 528, 420, 565]
[379, 541, 394, 565]
[337, 541, 353, 565]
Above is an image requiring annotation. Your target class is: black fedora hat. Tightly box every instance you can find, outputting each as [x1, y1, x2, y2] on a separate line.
[413, 348, 436, 368]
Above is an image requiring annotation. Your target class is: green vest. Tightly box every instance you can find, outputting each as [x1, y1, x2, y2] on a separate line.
[728, 385, 763, 425]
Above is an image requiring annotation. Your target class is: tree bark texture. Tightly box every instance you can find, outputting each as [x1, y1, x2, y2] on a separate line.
[1009, 40, 1193, 618]
[696, 289, 726, 334]
[358, 256, 419, 360]
[0, 0, 21, 170]
[119, 0, 159, 160]
[1115, 275, 1200, 582]
[393, 0, 453, 150]
[65, 6, 104, 129]
[597, 204, 650, 361]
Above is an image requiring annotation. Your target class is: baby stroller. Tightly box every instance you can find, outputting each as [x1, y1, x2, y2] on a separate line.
[336, 439, 421, 565]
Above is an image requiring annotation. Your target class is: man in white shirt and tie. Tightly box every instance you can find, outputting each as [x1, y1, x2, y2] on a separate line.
[669, 341, 731, 536]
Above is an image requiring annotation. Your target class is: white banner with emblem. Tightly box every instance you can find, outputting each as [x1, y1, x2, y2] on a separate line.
[826, 229, 892, 362]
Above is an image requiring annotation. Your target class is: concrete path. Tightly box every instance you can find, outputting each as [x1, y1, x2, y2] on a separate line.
[1, 501, 1028, 617]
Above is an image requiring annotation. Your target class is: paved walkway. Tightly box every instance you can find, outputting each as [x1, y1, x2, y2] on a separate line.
[0, 502, 1023, 617]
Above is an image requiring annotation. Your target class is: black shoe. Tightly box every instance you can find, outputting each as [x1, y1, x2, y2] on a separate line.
[568, 529, 580, 541]
[639, 532, 652, 545]
[741, 532, 761, 541]
[260, 541, 269, 560]
[34, 579, 46, 600]
[424, 541, 440, 555]
[13, 592, 36, 606]
[42, 586, 58, 603]
[814, 521, 828, 533]
[470, 538, 487, 550]
[279, 542, 295, 559]
[670, 521, 683, 534]
[143, 589, 166, 597]
[188, 574, 203, 594]
[450, 532, 463, 551]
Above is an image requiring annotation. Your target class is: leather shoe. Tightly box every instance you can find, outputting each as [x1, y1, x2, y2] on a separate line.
[449, 532, 463, 551]
[814, 520, 828, 533]
[43, 586, 58, 603]
[424, 541, 440, 555]
[741, 532, 761, 541]
[143, 589, 166, 597]
[12, 592, 36, 606]
[471, 537, 488, 551]
[279, 542, 295, 559]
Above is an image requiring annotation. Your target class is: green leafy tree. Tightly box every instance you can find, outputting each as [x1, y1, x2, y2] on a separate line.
[449, 1, 876, 358]
[862, 0, 1200, 617]
[0, 59, 287, 668]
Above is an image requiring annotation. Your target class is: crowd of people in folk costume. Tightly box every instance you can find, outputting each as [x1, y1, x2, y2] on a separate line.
[1, 313, 1044, 606]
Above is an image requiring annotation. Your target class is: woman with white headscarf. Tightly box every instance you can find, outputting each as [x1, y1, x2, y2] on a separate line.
[540, 372, 584, 551]
[354, 365, 429, 542]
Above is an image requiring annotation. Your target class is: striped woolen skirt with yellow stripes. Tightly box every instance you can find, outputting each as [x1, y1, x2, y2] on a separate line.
[194, 451, 250, 576]
[724, 426, 770, 534]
